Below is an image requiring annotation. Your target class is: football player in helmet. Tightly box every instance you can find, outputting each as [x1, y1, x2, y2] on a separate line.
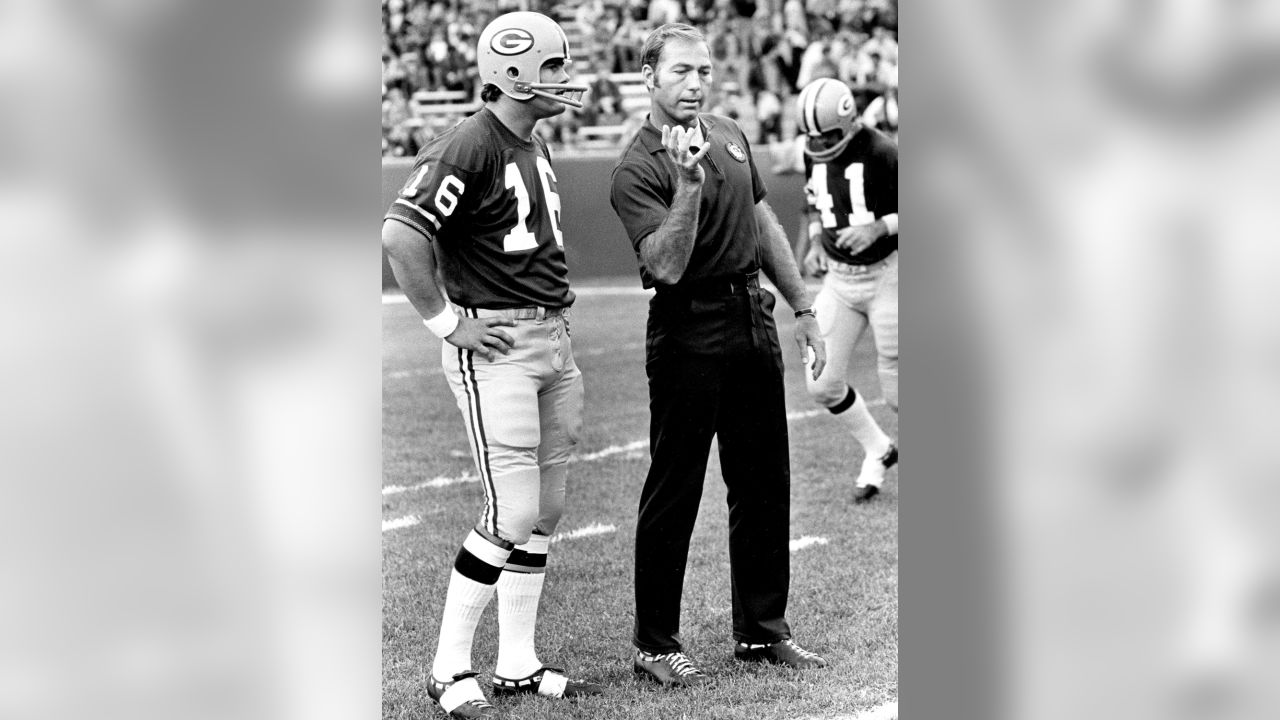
[796, 77, 900, 504]
[382, 11, 597, 719]
[476, 11, 588, 108]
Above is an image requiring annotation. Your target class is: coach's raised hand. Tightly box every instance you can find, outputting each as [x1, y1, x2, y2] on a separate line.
[446, 316, 516, 362]
[661, 124, 710, 184]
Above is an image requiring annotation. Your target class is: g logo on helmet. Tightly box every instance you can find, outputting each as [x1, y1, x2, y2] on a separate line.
[837, 94, 855, 117]
[491, 28, 535, 56]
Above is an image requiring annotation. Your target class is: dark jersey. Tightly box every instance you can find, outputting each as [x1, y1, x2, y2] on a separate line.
[610, 114, 766, 289]
[804, 124, 898, 266]
[385, 107, 574, 309]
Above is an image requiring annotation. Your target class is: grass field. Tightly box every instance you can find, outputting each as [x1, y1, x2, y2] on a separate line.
[383, 278, 898, 720]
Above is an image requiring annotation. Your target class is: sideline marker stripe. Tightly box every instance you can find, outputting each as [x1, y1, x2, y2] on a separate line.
[383, 515, 420, 533]
[550, 523, 616, 544]
[789, 536, 829, 552]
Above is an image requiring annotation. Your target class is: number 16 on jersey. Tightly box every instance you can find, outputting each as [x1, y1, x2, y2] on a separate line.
[503, 157, 563, 252]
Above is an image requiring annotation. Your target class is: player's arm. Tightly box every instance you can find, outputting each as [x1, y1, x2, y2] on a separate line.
[834, 213, 895, 254]
[635, 125, 710, 285]
[382, 220, 514, 361]
[755, 200, 826, 380]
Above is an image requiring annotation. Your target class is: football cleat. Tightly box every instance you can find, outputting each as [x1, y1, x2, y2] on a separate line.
[427, 670, 496, 719]
[492, 665, 604, 698]
[735, 639, 828, 669]
[633, 650, 709, 687]
[477, 12, 588, 108]
[852, 485, 880, 504]
[855, 443, 898, 503]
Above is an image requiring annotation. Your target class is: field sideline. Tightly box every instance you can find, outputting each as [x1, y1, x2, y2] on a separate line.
[383, 279, 898, 719]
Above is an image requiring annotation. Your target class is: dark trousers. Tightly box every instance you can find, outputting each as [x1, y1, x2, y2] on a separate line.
[633, 287, 793, 653]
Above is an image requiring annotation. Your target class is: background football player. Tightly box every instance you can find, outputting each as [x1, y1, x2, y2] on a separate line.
[795, 77, 900, 504]
[381, 12, 600, 719]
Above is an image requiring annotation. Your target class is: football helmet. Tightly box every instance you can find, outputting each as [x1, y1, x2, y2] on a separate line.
[796, 77, 859, 162]
[477, 12, 588, 108]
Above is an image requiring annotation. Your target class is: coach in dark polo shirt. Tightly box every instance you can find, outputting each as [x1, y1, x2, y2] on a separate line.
[609, 22, 830, 687]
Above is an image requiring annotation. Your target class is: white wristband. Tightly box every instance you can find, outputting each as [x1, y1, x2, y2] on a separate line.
[881, 213, 899, 236]
[423, 307, 459, 339]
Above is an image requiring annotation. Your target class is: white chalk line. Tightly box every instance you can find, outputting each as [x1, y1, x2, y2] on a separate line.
[382, 515, 420, 532]
[382, 404, 885, 497]
[789, 536, 829, 552]
[549, 522, 617, 544]
[382, 473, 478, 495]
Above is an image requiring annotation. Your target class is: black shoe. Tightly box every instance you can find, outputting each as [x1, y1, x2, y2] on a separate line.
[734, 639, 828, 669]
[492, 665, 604, 698]
[632, 650, 709, 687]
[427, 671, 496, 719]
[853, 484, 881, 504]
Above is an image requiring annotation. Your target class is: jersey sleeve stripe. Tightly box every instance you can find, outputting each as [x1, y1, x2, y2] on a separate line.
[394, 198, 442, 229]
[384, 214, 437, 242]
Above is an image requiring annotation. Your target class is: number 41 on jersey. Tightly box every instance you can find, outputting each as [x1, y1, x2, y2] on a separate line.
[810, 162, 875, 229]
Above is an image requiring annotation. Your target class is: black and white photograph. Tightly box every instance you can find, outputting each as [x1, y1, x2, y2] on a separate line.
[380, 1, 900, 718]
[9, 2, 1280, 720]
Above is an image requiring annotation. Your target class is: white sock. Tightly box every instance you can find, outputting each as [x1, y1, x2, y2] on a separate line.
[838, 389, 892, 460]
[496, 533, 549, 679]
[432, 530, 512, 681]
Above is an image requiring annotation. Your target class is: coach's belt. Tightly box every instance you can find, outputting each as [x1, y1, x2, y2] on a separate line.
[470, 306, 566, 321]
[666, 271, 761, 296]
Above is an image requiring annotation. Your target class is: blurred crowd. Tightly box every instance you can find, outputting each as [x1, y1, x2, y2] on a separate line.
[383, 0, 898, 156]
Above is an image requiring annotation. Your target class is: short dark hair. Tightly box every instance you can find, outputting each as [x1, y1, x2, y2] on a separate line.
[481, 84, 503, 103]
[639, 23, 706, 74]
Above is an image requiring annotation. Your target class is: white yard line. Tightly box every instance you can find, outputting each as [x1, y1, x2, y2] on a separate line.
[383, 474, 478, 496]
[382, 515, 420, 532]
[789, 536, 829, 552]
[572, 440, 647, 462]
[550, 522, 616, 544]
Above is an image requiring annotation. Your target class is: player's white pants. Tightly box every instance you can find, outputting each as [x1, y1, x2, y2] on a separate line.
[442, 308, 584, 545]
[807, 251, 898, 410]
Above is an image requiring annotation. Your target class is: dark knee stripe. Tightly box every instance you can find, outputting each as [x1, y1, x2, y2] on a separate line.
[504, 549, 547, 574]
[828, 386, 857, 414]
[454, 546, 504, 585]
[473, 524, 514, 551]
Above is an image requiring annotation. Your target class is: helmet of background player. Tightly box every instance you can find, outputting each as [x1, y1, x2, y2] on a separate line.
[477, 12, 589, 108]
[796, 77, 859, 162]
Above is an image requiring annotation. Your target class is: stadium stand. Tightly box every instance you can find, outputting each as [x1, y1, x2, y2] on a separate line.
[381, 0, 898, 157]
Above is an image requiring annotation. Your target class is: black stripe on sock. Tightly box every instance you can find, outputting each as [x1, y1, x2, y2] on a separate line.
[454, 546, 504, 585]
[828, 386, 857, 414]
[507, 549, 547, 569]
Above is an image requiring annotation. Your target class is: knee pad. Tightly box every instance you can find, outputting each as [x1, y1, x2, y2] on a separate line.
[878, 355, 898, 412]
[486, 466, 541, 545]
[533, 462, 568, 536]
